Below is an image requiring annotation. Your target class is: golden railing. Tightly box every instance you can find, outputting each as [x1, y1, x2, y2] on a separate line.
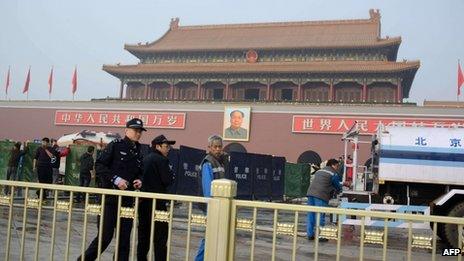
[1, 179, 464, 261]
[227, 198, 464, 261]
[0, 180, 208, 261]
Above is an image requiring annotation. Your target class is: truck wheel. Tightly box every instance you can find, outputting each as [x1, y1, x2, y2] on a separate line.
[444, 201, 464, 248]
[436, 223, 448, 245]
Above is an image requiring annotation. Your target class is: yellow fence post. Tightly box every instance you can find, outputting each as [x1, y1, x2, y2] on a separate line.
[204, 179, 237, 261]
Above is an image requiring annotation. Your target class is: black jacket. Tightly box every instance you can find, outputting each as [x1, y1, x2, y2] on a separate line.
[95, 137, 143, 191]
[142, 148, 173, 194]
[79, 152, 94, 176]
[8, 146, 28, 168]
[34, 146, 54, 168]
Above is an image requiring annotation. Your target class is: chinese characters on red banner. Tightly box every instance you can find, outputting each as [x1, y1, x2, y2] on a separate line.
[292, 115, 464, 134]
[55, 111, 186, 129]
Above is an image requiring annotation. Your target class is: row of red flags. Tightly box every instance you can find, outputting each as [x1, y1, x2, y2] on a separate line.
[4, 67, 77, 96]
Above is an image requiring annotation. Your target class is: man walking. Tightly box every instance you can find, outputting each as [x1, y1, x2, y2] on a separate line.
[4, 141, 28, 195]
[78, 118, 145, 261]
[50, 139, 70, 184]
[306, 158, 350, 241]
[33, 138, 54, 201]
[137, 135, 175, 261]
[195, 135, 229, 261]
[75, 146, 95, 203]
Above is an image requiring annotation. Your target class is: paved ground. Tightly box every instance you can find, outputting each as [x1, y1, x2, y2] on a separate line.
[0, 197, 451, 261]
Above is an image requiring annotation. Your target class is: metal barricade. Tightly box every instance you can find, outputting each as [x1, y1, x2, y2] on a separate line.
[1, 179, 464, 261]
[0, 180, 208, 261]
[227, 198, 464, 261]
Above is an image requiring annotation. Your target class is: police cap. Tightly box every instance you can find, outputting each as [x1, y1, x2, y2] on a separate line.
[152, 134, 176, 145]
[126, 118, 147, 131]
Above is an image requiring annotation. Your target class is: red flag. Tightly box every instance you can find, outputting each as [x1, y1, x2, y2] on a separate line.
[71, 67, 77, 94]
[458, 62, 464, 96]
[48, 67, 53, 94]
[5, 67, 10, 95]
[22, 67, 30, 94]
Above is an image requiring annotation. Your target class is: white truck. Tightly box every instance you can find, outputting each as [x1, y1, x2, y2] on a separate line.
[341, 124, 464, 248]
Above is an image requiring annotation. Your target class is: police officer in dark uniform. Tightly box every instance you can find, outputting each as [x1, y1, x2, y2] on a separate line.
[78, 118, 145, 261]
[137, 135, 175, 261]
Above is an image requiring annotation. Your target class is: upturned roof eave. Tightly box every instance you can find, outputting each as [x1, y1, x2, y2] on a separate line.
[102, 60, 420, 77]
[123, 38, 402, 55]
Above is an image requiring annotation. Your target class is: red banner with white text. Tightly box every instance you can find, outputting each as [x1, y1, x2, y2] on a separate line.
[55, 110, 186, 129]
[292, 115, 464, 135]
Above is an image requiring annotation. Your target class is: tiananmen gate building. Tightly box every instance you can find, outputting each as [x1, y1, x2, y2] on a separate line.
[103, 9, 419, 104]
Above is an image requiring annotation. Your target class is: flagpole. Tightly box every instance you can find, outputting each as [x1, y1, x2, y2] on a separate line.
[27, 65, 29, 101]
[49, 66, 52, 101]
[458, 59, 461, 102]
[4, 66, 6, 100]
[71, 65, 77, 102]
[5, 66, 10, 101]
[24, 66, 31, 102]
[4, 67, 6, 100]
[73, 65, 75, 102]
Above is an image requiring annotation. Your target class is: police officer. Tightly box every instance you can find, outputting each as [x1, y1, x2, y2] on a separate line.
[78, 118, 145, 261]
[137, 134, 175, 261]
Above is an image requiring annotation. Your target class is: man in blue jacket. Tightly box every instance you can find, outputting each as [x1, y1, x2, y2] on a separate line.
[306, 158, 350, 241]
[195, 135, 229, 261]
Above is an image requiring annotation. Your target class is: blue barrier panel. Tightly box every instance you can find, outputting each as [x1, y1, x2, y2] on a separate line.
[228, 151, 253, 200]
[252, 153, 273, 201]
[271, 156, 286, 201]
[176, 145, 205, 196]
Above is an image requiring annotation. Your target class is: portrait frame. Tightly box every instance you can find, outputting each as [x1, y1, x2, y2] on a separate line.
[223, 106, 251, 142]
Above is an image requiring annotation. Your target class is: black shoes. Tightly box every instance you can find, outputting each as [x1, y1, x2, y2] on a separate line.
[307, 236, 329, 242]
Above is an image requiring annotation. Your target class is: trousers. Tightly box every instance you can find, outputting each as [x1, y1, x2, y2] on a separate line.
[76, 174, 91, 202]
[36, 166, 53, 200]
[306, 196, 328, 237]
[78, 201, 133, 261]
[137, 199, 169, 261]
[4, 166, 18, 194]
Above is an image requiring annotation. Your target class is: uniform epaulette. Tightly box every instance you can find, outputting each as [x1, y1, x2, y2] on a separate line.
[113, 138, 123, 143]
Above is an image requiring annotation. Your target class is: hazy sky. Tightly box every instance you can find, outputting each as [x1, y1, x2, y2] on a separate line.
[1, 0, 463, 104]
